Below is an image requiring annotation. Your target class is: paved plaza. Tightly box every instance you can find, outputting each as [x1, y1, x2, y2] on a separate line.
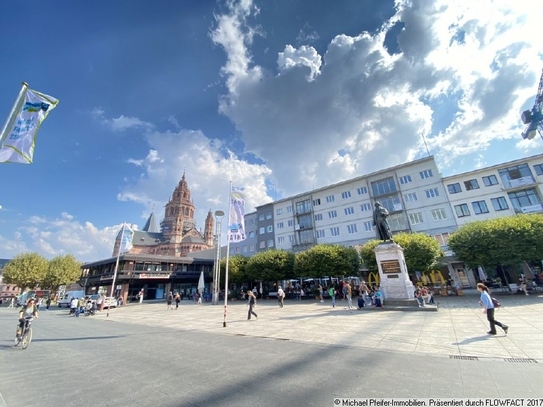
[104, 290, 543, 360]
[0, 290, 542, 407]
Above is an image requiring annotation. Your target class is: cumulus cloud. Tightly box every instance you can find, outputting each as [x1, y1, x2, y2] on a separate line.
[1, 214, 120, 262]
[212, 0, 543, 197]
[118, 127, 272, 226]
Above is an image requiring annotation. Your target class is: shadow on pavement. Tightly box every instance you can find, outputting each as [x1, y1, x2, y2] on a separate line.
[453, 335, 491, 345]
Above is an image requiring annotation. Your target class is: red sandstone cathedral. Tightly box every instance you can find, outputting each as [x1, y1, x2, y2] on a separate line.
[112, 173, 214, 257]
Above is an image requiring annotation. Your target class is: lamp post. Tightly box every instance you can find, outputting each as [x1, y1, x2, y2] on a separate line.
[213, 210, 225, 305]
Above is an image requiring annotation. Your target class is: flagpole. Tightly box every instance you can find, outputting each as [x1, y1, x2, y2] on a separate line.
[0, 82, 28, 144]
[107, 222, 125, 317]
[223, 182, 232, 328]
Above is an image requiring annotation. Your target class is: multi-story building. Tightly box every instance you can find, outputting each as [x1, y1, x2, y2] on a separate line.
[255, 203, 275, 252]
[443, 154, 543, 226]
[229, 211, 258, 256]
[224, 153, 543, 288]
[263, 156, 457, 254]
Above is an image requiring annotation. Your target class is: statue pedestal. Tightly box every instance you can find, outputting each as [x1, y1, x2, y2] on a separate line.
[374, 242, 415, 300]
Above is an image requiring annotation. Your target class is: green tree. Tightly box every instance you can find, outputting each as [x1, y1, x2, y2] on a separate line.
[448, 214, 543, 270]
[294, 244, 360, 278]
[245, 250, 295, 282]
[359, 240, 380, 272]
[393, 233, 442, 273]
[43, 254, 82, 291]
[219, 255, 248, 284]
[360, 233, 442, 276]
[2, 252, 48, 291]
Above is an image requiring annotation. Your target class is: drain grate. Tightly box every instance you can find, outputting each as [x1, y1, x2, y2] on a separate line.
[504, 358, 537, 363]
[449, 355, 479, 361]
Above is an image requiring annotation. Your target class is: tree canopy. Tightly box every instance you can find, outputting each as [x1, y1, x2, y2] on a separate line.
[42, 254, 82, 291]
[447, 214, 543, 270]
[2, 252, 49, 291]
[294, 244, 360, 278]
[245, 249, 295, 282]
[360, 233, 442, 275]
[220, 255, 248, 284]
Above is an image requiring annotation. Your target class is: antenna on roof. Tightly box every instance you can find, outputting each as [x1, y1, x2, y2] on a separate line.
[421, 133, 431, 157]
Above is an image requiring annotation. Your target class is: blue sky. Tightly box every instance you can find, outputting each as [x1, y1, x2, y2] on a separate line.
[0, 0, 542, 262]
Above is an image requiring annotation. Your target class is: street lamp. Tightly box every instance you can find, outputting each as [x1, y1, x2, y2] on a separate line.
[212, 210, 225, 305]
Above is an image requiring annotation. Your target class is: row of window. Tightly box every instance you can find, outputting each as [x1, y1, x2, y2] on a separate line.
[232, 229, 452, 255]
[454, 197, 508, 217]
[271, 164, 543, 221]
[447, 163, 543, 195]
[447, 175, 498, 194]
[407, 208, 448, 225]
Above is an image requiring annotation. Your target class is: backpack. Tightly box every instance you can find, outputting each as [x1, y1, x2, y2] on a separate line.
[491, 297, 501, 308]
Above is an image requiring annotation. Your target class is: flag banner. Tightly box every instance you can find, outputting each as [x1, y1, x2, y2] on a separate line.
[228, 186, 246, 242]
[0, 84, 59, 164]
[119, 224, 134, 253]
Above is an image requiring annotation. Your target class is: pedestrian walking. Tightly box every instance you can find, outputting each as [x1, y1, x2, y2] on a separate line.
[247, 290, 258, 320]
[138, 289, 144, 304]
[277, 286, 285, 308]
[174, 292, 181, 309]
[318, 284, 324, 303]
[8, 297, 14, 308]
[167, 291, 174, 310]
[346, 283, 353, 309]
[45, 298, 51, 310]
[328, 286, 336, 308]
[37, 298, 43, 311]
[477, 283, 508, 335]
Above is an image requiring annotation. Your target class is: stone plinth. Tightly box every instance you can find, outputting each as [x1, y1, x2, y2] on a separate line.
[374, 242, 415, 300]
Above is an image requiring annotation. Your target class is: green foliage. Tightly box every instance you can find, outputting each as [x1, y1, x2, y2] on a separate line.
[245, 250, 295, 281]
[448, 214, 543, 269]
[360, 233, 442, 273]
[220, 255, 248, 284]
[393, 232, 442, 273]
[294, 244, 360, 278]
[359, 240, 380, 272]
[43, 254, 82, 291]
[2, 252, 48, 291]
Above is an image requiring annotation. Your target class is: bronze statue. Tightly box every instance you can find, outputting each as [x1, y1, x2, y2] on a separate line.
[373, 202, 393, 241]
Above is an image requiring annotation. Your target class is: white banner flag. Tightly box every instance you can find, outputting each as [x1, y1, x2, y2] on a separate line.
[0, 83, 59, 164]
[228, 186, 246, 242]
[119, 223, 134, 253]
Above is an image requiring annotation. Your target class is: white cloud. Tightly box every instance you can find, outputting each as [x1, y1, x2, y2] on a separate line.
[118, 128, 272, 224]
[0, 215, 121, 262]
[91, 108, 154, 133]
[211, 0, 543, 197]
[110, 115, 153, 132]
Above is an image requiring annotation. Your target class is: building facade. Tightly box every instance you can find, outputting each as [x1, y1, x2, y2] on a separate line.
[256, 156, 457, 254]
[227, 154, 543, 288]
[82, 253, 214, 302]
[443, 155, 543, 226]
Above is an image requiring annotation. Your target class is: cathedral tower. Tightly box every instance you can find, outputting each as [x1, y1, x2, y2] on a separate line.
[204, 210, 214, 247]
[160, 172, 196, 244]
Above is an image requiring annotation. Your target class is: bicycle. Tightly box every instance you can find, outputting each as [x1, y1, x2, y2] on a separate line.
[15, 317, 34, 349]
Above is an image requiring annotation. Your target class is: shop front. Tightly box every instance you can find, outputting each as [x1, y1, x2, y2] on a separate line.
[81, 254, 214, 304]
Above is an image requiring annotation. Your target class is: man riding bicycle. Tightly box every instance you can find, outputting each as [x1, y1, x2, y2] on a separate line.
[17, 298, 39, 339]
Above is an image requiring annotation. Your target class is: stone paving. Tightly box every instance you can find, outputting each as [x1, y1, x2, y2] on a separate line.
[96, 289, 543, 361]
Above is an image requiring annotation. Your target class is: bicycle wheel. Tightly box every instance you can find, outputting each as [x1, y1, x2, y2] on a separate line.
[21, 328, 32, 349]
